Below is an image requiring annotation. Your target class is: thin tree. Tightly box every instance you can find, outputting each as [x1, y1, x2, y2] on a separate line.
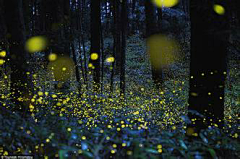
[188, 1, 229, 132]
[3, 0, 32, 115]
[120, 0, 127, 96]
[89, 0, 101, 89]
[145, 0, 163, 89]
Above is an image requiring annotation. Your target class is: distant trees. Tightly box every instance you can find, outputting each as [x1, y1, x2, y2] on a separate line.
[3, 0, 32, 114]
[188, 1, 229, 131]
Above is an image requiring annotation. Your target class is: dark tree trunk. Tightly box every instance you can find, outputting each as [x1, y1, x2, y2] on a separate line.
[120, 0, 127, 96]
[188, 0, 229, 132]
[90, 0, 101, 88]
[113, 0, 121, 74]
[145, 0, 163, 89]
[3, 0, 32, 114]
[0, 0, 6, 45]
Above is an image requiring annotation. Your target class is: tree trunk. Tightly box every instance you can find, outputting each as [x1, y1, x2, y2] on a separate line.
[188, 0, 229, 132]
[120, 0, 127, 96]
[145, 0, 163, 89]
[90, 0, 101, 88]
[3, 0, 32, 115]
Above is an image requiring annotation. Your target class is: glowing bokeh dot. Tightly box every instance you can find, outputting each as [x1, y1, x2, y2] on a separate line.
[0, 50, 6, 57]
[90, 53, 98, 60]
[147, 34, 179, 69]
[0, 59, 5, 65]
[88, 63, 93, 68]
[25, 36, 47, 53]
[106, 57, 115, 63]
[47, 56, 75, 81]
[48, 53, 57, 61]
[152, 0, 178, 8]
[213, 4, 225, 15]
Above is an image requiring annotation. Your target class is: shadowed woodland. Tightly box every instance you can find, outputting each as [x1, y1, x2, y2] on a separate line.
[0, 0, 239, 158]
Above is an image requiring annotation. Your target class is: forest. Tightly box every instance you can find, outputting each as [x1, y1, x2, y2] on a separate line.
[0, 0, 239, 158]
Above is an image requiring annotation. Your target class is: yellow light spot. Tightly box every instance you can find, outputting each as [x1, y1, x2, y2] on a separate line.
[0, 50, 6, 57]
[157, 144, 162, 149]
[82, 136, 86, 140]
[48, 53, 57, 61]
[208, 92, 211, 95]
[90, 53, 98, 60]
[158, 149, 162, 153]
[106, 57, 115, 63]
[0, 59, 5, 65]
[133, 111, 139, 115]
[219, 96, 223, 99]
[122, 143, 126, 147]
[117, 127, 121, 131]
[112, 144, 117, 148]
[47, 56, 74, 81]
[38, 91, 43, 96]
[152, 0, 179, 8]
[191, 92, 198, 97]
[88, 63, 93, 68]
[62, 67, 67, 71]
[46, 139, 50, 143]
[214, 4, 225, 15]
[106, 136, 110, 140]
[127, 151, 132, 155]
[147, 34, 179, 69]
[52, 94, 57, 98]
[201, 73, 204, 76]
[25, 36, 47, 53]
[234, 133, 238, 138]
[67, 128, 71, 132]
[111, 150, 115, 154]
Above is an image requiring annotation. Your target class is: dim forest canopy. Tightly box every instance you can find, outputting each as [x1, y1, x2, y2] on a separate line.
[0, 0, 240, 158]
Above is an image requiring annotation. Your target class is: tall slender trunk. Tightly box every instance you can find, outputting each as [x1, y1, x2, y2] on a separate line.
[188, 0, 229, 132]
[120, 0, 127, 96]
[145, 0, 163, 89]
[90, 0, 101, 89]
[3, 0, 32, 115]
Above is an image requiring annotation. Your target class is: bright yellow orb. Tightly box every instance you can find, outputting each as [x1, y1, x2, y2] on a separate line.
[106, 57, 115, 63]
[88, 63, 93, 68]
[0, 59, 5, 65]
[47, 56, 75, 81]
[25, 36, 47, 53]
[48, 53, 57, 61]
[213, 4, 225, 15]
[0, 50, 6, 57]
[90, 53, 98, 60]
[62, 67, 67, 71]
[147, 34, 179, 69]
[152, 0, 179, 8]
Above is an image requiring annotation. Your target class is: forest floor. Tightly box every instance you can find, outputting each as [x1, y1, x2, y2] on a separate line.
[0, 35, 239, 158]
